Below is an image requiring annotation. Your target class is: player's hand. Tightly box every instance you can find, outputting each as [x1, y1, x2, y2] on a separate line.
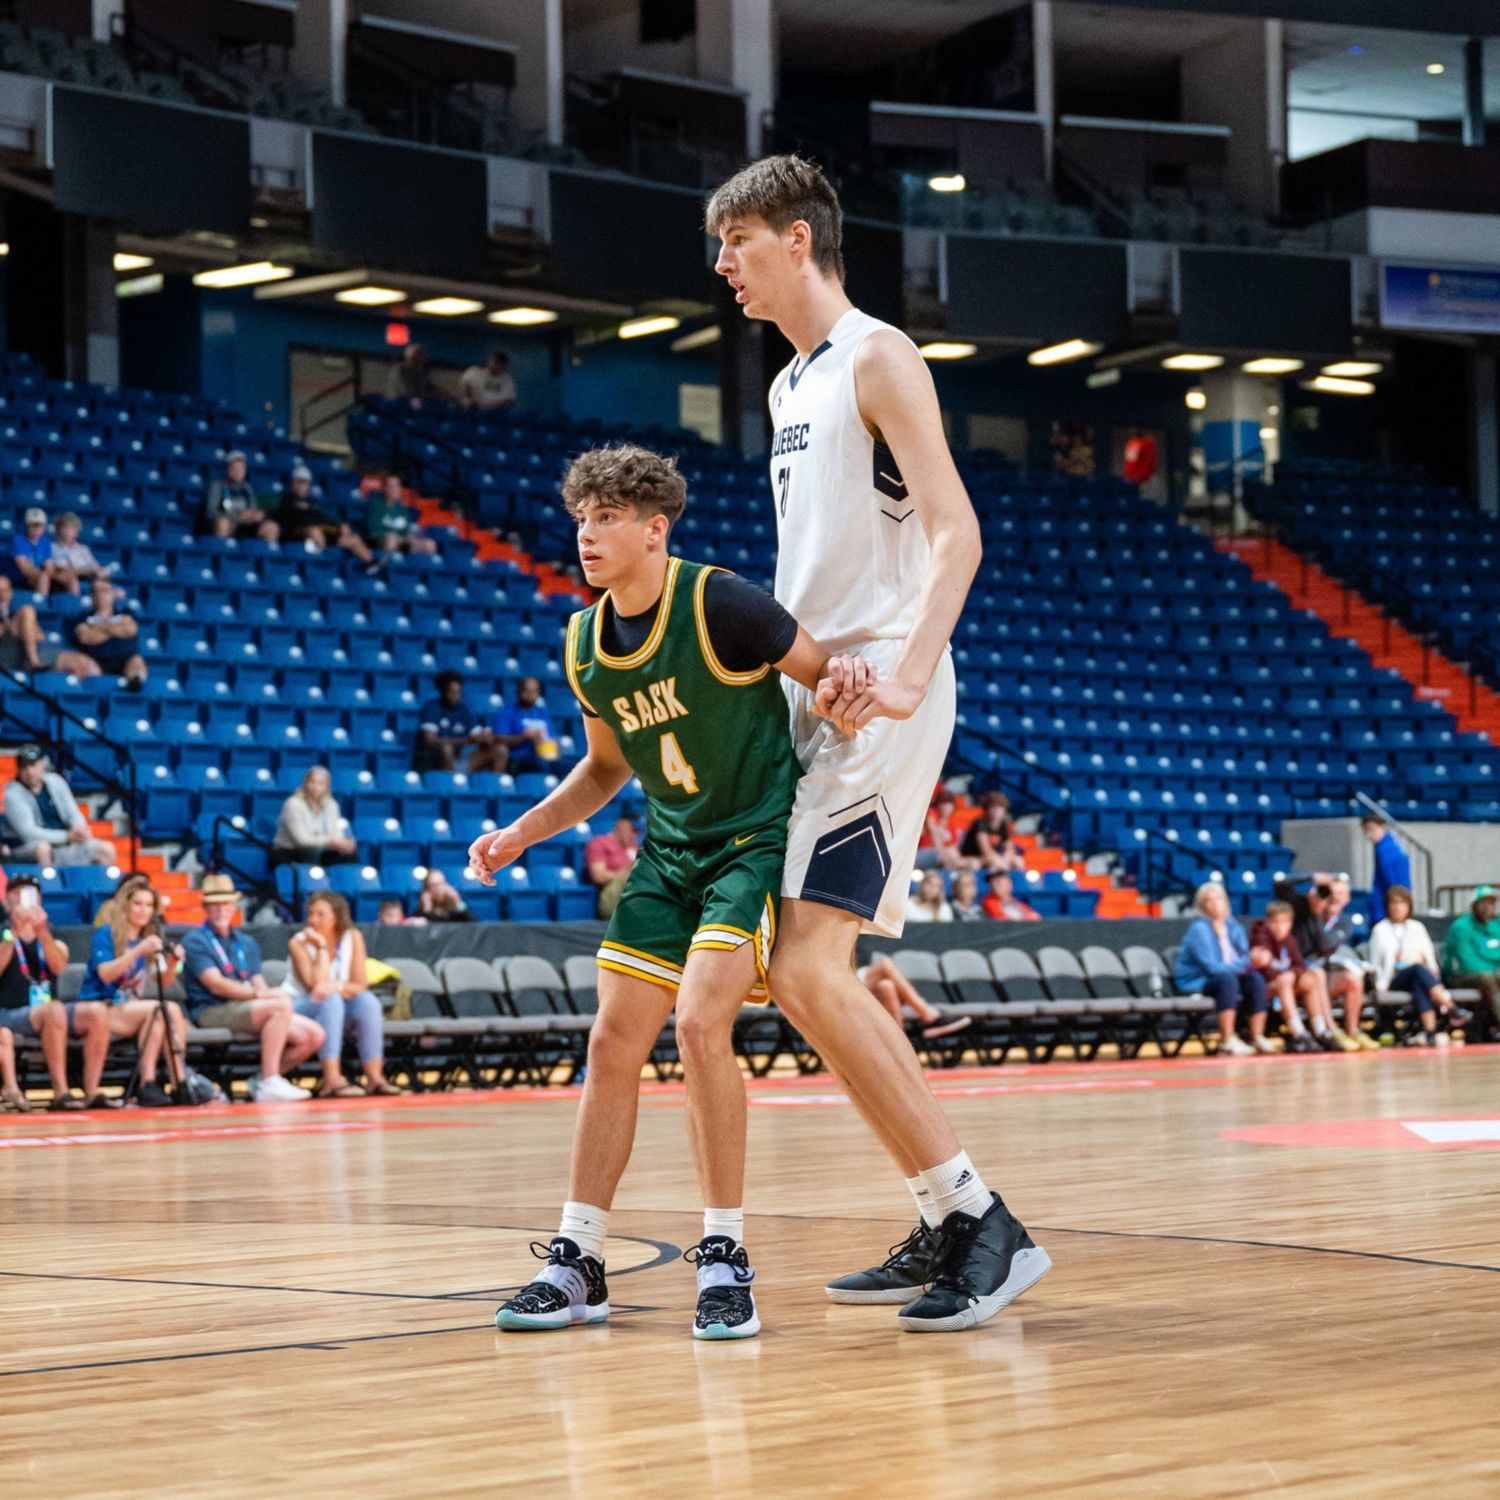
[813, 655, 877, 735]
[821, 673, 924, 734]
[467, 824, 527, 885]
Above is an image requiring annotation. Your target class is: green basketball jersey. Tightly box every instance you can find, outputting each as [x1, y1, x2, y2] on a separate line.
[565, 557, 801, 847]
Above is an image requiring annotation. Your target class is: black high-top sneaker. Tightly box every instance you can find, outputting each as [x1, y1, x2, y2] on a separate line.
[686, 1235, 759, 1341]
[897, 1195, 1051, 1332]
[495, 1237, 610, 1332]
[825, 1223, 944, 1305]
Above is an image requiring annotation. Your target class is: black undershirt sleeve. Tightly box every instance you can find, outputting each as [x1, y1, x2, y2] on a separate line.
[702, 570, 800, 673]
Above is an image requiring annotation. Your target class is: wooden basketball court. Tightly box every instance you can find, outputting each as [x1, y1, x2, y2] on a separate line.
[4, 1048, 1499, 1498]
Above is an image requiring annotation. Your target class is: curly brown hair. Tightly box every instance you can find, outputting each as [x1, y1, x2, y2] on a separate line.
[704, 154, 845, 282]
[308, 890, 353, 937]
[561, 444, 687, 527]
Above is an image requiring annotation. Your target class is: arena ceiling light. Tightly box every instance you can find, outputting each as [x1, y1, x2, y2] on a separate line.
[412, 296, 484, 316]
[489, 306, 558, 326]
[918, 341, 977, 360]
[1427, 62, 1446, 75]
[1028, 339, 1101, 366]
[336, 285, 405, 306]
[1185, 388, 1208, 410]
[671, 325, 722, 352]
[1307, 375, 1376, 396]
[116, 273, 164, 299]
[1162, 353, 1223, 371]
[618, 315, 682, 339]
[1242, 357, 1303, 375]
[113, 252, 154, 272]
[1322, 360, 1383, 377]
[928, 174, 966, 193]
[192, 261, 294, 289]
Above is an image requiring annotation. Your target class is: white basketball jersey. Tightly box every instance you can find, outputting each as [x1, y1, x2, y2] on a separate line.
[767, 307, 930, 653]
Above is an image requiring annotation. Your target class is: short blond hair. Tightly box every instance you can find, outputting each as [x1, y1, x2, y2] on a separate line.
[705, 154, 845, 281]
[561, 445, 687, 527]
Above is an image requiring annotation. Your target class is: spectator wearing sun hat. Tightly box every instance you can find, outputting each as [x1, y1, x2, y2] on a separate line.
[9, 508, 57, 597]
[179, 874, 324, 1103]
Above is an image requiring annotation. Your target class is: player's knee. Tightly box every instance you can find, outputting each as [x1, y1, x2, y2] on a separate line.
[673, 1004, 731, 1064]
[766, 957, 820, 1023]
[586, 1013, 649, 1075]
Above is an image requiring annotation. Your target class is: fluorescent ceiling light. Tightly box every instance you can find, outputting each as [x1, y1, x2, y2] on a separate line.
[113, 252, 154, 272]
[1242, 357, 1303, 375]
[618, 315, 681, 339]
[671, 325, 721, 352]
[1029, 339, 1102, 366]
[1322, 360, 1382, 377]
[116, 273, 164, 299]
[1308, 375, 1375, 396]
[1163, 353, 1223, 371]
[919, 341, 977, 361]
[489, 306, 558, 326]
[193, 261, 294, 288]
[0, 242, 8, 256]
[928, 174, 967, 193]
[413, 296, 484, 316]
[1185, 389, 1208, 410]
[1427, 62, 1446, 76]
[336, 285, 405, 306]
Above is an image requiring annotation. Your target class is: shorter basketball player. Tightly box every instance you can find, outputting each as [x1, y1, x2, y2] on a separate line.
[468, 444, 866, 1341]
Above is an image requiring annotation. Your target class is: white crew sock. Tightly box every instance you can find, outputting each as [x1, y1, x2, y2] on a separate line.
[918, 1151, 993, 1224]
[703, 1207, 744, 1246]
[558, 1201, 609, 1260]
[908, 1173, 941, 1230]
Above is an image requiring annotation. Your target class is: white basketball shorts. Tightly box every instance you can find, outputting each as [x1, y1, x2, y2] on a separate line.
[781, 639, 956, 938]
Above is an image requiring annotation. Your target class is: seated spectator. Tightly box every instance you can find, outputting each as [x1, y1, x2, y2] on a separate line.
[949, 870, 985, 921]
[391, 342, 437, 408]
[1373, 885, 1471, 1047]
[960, 792, 1024, 873]
[1361, 812, 1413, 926]
[69, 575, 148, 689]
[1248, 901, 1329, 1054]
[1441, 885, 1500, 1036]
[79, 878, 187, 1107]
[0, 875, 112, 1109]
[180, 874, 323, 1103]
[1280, 874, 1364, 1051]
[905, 870, 953, 924]
[10, 507, 59, 597]
[858, 954, 971, 1041]
[983, 870, 1039, 922]
[0, 575, 93, 678]
[418, 868, 473, 924]
[480, 676, 557, 777]
[273, 766, 357, 867]
[586, 815, 639, 918]
[201, 450, 279, 542]
[276, 465, 375, 566]
[287, 891, 403, 1097]
[415, 671, 487, 772]
[46, 512, 104, 593]
[1321, 875, 1378, 1049]
[3, 744, 116, 868]
[366, 473, 438, 558]
[377, 898, 425, 927]
[917, 788, 964, 872]
[1175, 882, 1275, 1056]
[461, 351, 518, 411]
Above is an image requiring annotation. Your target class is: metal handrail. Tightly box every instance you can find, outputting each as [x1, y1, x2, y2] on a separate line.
[1353, 790, 1434, 909]
[0, 670, 138, 872]
[951, 720, 1076, 857]
[1434, 883, 1499, 915]
[297, 371, 357, 452]
[208, 814, 290, 917]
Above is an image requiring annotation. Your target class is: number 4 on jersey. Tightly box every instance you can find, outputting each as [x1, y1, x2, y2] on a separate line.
[659, 731, 700, 795]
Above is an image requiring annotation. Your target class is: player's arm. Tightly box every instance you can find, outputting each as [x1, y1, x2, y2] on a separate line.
[467, 712, 632, 883]
[828, 330, 981, 731]
[772, 626, 873, 702]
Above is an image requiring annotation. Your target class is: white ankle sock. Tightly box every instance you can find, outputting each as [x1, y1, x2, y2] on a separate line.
[907, 1174, 941, 1229]
[558, 1201, 609, 1260]
[703, 1206, 744, 1246]
[918, 1151, 992, 1223]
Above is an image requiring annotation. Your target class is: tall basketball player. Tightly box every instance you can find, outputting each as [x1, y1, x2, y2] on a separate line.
[707, 156, 1051, 1330]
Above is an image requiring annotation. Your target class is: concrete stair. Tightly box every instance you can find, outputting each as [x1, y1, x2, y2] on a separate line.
[1219, 536, 1500, 746]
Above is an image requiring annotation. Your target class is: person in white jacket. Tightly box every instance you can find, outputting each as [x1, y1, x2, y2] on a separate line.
[1370, 885, 1472, 1046]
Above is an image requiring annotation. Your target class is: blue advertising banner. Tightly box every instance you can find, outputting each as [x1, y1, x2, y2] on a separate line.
[1381, 264, 1500, 334]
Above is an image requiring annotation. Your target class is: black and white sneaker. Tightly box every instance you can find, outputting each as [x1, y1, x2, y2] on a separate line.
[495, 1237, 610, 1332]
[825, 1222, 944, 1305]
[898, 1194, 1051, 1333]
[686, 1235, 759, 1341]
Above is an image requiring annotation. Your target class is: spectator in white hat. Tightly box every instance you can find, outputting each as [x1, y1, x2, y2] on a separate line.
[10, 508, 58, 597]
[275, 465, 375, 565]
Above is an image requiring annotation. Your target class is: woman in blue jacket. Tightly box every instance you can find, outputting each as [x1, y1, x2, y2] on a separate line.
[1175, 882, 1274, 1057]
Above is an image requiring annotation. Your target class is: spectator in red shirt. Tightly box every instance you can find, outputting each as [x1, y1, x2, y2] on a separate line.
[1249, 900, 1330, 1054]
[983, 870, 1039, 921]
[585, 815, 639, 918]
[917, 788, 964, 871]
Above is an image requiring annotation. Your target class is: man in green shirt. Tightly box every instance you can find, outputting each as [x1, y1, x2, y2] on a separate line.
[364, 472, 437, 559]
[1441, 886, 1500, 1034]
